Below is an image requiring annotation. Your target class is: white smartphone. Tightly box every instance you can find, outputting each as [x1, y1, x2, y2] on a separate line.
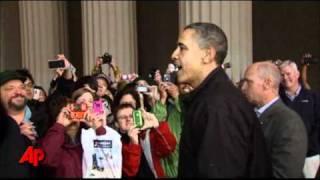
[33, 89, 41, 100]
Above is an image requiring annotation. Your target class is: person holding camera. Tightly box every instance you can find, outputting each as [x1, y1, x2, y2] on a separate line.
[39, 87, 121, 178]
[279, 60, 320, 178]
[49, 54, 77, 98]
[39, 89, 94, 177]
[92, 53, 121, 89]
[154, 81, 183, 178]
[113, 103, 176, 178]
[300, 53, 318, 90]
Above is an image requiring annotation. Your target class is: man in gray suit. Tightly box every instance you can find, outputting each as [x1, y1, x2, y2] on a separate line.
[241, 61, 307, 178]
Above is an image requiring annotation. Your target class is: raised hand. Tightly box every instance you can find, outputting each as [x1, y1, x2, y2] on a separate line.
[56, 106, 73, 127]
[140, 109, 159, 130]
[166, 82, 179, 100]
[56, 54, 71, 69]
[127, 126, 140, 144]
[301, 52, 313, 66]
[95, 57, 103, 66]
[158, 82, 168, 104]
[80, 110, 106, 130]
[55, 68, 64, 77]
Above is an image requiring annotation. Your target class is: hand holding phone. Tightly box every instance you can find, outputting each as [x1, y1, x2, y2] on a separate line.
[127, 126, 140, 144]
[56, 106, 73, 127]
[140, 109, 159, 130]
[81, 110, 105, 130]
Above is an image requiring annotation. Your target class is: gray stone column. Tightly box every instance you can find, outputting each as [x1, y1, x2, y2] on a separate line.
[179, 1, 252, 83]
[81, 1, 137, 75]
[19, 1, 69, 89]
[0, 1, 22, 72]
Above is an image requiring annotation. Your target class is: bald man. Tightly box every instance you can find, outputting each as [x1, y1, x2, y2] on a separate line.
[241, 62, 307, 178]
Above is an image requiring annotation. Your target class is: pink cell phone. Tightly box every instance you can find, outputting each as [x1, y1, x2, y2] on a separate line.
[93, 100, 104, 115]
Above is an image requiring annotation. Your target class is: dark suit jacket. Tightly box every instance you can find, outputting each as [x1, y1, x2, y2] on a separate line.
[259, 99, 307, 178]
[279, 86, 320, 157]
[178, 67, 272, 178]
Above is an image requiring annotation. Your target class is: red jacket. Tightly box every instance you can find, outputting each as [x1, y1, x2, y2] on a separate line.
[122, 122, 176, 178]
[39, 123, 83, 178]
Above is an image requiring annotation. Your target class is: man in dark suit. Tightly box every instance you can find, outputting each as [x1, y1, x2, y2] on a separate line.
[171, 22, 272, 178]
[241, 61, 307, 178]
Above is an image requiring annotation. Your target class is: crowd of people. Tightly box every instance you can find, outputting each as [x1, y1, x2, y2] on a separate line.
[0, 22, 319, 178]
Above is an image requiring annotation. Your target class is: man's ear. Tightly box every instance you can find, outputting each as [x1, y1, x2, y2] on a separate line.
[202, 47, 216, 64]
[296, 70, 300, 79]
[263, 77, 272, 90]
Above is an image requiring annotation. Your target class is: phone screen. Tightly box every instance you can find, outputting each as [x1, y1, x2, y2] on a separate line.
[136, 86, 148, 93]
[133, 110, 144, 128]
[33, 89, 41, 100]
[48, 59, 65, 69]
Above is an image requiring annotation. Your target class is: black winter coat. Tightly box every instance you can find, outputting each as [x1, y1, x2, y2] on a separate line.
[178, 67, 272, 178]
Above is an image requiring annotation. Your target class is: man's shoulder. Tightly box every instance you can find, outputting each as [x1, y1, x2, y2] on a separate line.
[204, 80, 249, 107]
[266, 100, 303, 124]
[298, 87, 318, 98]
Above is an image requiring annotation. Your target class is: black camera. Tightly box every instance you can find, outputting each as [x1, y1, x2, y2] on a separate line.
[48, 59, 65, 69]
[163, 72, 177, 83]
[100, 52, 112, 64]
[302, 57, 318, 65]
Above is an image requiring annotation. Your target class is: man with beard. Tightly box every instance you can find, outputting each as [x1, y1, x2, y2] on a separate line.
[0, 70, 36, 178]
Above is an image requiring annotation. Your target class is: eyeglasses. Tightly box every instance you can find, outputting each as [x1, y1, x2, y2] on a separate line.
[24, 81, 34, 88]
[117, 115, 133, 120]
[24, 82, 34, 89]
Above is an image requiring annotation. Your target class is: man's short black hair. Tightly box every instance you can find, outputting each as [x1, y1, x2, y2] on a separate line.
[184, 22, 228, 65]
[16, 68, 35, 84]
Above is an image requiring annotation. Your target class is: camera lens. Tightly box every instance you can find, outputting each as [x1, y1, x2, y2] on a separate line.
[101, 52, 112, 64]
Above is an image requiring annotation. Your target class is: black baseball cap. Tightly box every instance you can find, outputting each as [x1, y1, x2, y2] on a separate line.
[0, 70, 26, 86]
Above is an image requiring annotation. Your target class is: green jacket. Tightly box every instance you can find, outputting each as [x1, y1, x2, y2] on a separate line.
[151, 98, 183, 177]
